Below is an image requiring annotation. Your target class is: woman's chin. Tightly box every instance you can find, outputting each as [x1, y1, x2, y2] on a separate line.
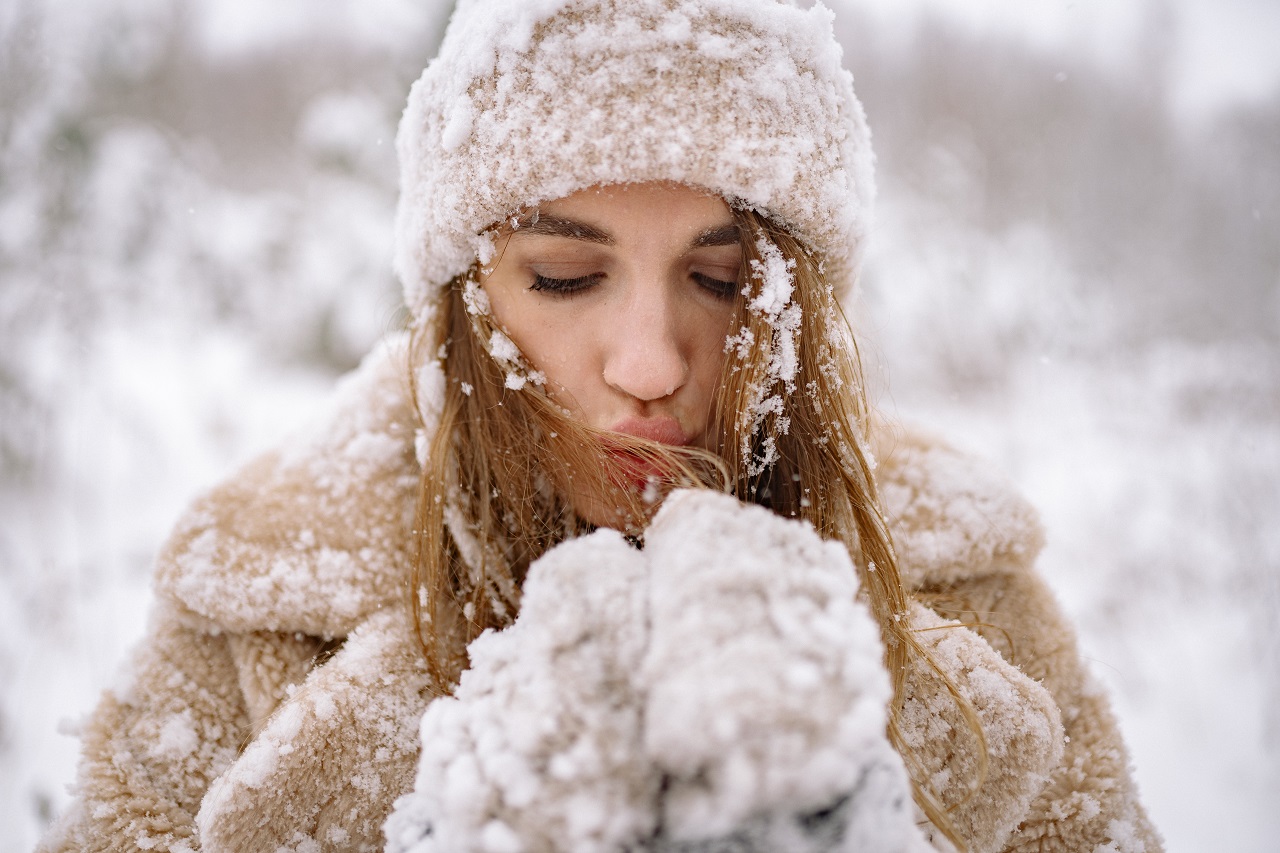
[569, 477, 669, 535]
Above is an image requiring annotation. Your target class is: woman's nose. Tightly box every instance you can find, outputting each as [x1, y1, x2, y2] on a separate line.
[601, 290, 690, 402]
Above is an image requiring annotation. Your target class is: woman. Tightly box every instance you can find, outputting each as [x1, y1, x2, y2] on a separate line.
[39, 1, 1160, 852]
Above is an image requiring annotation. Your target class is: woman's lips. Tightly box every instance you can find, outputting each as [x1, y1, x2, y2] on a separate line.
[607, 416, 690, 446]
[602, 417, 690, 491]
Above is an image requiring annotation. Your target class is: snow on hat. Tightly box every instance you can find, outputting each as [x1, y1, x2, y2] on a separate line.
[394, 0, 876, 319]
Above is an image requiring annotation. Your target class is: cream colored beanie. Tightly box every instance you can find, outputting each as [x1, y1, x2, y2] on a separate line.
[394, 0, 875, 319]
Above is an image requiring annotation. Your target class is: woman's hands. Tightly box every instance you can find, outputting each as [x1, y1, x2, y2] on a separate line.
[386, 490, 929, 853]
[386, 529, 656, 853]
[641, 491, 923, 853]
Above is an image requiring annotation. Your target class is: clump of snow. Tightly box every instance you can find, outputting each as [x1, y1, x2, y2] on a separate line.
[386, 490, 927, 852]
[462, 279, 491, 316]
[150, 710, 200, 762]
[482, 329, 546, 391]
[728, 234, 803, 475]
[487, 331, 521, 370]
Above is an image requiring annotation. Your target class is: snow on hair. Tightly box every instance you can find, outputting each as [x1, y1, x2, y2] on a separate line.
[393, 0, 876, 320]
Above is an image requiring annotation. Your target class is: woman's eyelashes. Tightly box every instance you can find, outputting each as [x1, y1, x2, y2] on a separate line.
[692, 271, 738, 301]
[530, 272, 602, 295]
[528, 270, 739, 300]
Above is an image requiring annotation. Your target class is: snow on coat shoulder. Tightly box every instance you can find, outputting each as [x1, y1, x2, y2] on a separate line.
[386, 490, 931, 853]
[874, 425, 1046, 589]
[152, 333, 423, 639]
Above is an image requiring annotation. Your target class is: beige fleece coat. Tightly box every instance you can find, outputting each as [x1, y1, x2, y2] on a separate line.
[39, 337, 1161, 853]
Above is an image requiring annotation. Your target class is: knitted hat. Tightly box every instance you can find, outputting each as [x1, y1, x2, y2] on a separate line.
[394, 0, 875, 319]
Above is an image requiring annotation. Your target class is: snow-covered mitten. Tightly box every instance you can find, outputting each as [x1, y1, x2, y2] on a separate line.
[640, 490, 930, 853]
[384, 529, 658, 853]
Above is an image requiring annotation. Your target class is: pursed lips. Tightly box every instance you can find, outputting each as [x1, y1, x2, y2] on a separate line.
[608, 416, 690, 446]
[602, 416, 691, 490]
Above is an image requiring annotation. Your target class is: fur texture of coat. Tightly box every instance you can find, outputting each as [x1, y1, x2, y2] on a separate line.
[38, 336, 1161, 853]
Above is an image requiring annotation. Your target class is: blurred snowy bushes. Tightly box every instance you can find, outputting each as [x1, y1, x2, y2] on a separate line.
[843, 10, 1278, 360]
[1, 0, 449, 549]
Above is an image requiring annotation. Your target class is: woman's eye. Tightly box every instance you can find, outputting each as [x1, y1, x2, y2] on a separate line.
[530, 273, 603, 295]
[692, 272, 738, 301]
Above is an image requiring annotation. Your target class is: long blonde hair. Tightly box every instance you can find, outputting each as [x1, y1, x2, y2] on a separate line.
[408, 205, 982, 848]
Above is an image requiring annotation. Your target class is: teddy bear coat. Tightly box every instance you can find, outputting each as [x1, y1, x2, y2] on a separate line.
[38, 335, 1161, 853]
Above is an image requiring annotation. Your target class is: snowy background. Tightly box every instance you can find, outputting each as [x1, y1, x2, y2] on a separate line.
[2, 0, 1276, 850]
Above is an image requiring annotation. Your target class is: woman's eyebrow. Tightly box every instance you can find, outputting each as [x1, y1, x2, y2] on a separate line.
[511, 214, 614, 244]
[691, 224, 742, 248]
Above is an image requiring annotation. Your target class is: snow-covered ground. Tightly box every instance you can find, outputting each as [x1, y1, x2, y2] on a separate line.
[2, 1, 1276, 850]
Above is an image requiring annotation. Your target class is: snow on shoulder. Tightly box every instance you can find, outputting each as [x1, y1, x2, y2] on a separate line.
[874, 427, 1046, 589]
[385, 490, 929, 853]
[153, 334, 421, 639]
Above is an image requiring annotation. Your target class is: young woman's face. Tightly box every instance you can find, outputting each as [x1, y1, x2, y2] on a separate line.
[479, 181, 741, 514]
